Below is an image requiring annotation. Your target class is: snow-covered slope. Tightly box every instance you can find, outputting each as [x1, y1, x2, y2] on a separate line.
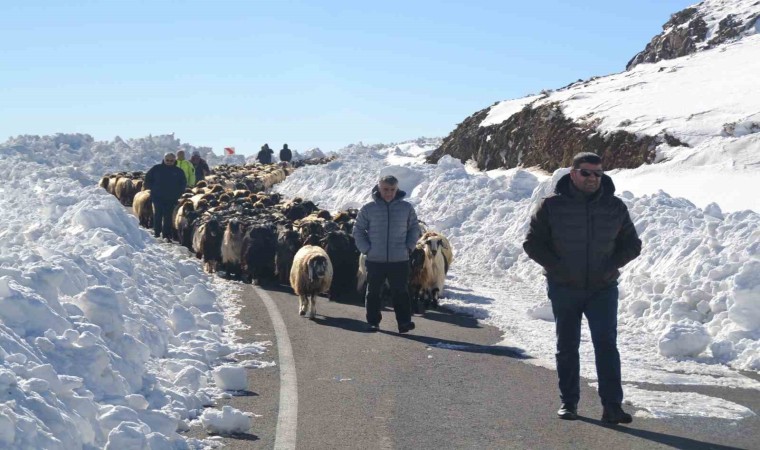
[276, 140, 760, 420]
[480, 30, 760, 212]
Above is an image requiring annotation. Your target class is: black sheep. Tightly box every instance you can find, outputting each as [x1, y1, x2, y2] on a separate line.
[241, 224, 278, 285]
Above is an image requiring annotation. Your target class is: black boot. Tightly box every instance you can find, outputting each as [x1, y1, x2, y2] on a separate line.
[602, 404, 632, 424]
[557, 403, 578, 420]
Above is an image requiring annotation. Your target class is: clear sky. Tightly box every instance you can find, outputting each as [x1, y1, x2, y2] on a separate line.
[0, 0, 694, 156]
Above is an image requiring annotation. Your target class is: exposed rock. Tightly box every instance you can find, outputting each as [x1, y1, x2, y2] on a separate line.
[627, 2, 759, 70]
[626, 16, 707, 69]
[426, 102, 658, 172]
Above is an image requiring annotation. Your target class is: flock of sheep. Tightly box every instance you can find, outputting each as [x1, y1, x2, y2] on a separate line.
[99, 160, 454, 317]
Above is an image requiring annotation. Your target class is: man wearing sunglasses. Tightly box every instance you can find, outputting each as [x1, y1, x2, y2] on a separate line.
[523, 152, 641, 424]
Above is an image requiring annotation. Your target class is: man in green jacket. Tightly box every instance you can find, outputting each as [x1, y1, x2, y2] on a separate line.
[176, 150, 196, 187]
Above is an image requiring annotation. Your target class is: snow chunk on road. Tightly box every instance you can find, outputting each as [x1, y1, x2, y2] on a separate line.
[200, 406, 253, 434]
[658, 321, 712, 357]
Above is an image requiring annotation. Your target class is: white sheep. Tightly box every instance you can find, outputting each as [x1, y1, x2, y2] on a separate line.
[417, 231, 454, 308]
[290, 245, 333, 319]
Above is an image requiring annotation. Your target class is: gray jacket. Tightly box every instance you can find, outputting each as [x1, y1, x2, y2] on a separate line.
[353, 186, 421, 263]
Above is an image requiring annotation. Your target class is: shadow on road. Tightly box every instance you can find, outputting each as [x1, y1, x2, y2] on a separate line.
[393, 332, 530, 360]
[210, 432, 259, 442]
[311, 315, 369, 333]
[577, 417, 746, 450]
[419, 307, 482, 328]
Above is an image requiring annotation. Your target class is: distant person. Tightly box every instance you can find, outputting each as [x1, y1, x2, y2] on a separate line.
[523, 152, 641, 424]
[256, 144, 274, 164]
[353, 175, 421, 333]
[190, 150, 211, 183]
[279, 143, 293, 163]
[175, 150, 196, 186]
[145, 152, 187, 242]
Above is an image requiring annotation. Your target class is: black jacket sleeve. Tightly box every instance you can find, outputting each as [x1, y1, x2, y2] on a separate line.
[610, 205, 641, 268]
[144, 165, 156, 190]
[523, 200, 561, 269]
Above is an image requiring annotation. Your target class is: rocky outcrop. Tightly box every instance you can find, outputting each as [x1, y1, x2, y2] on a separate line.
[627, 3, 760, 70]
[426, 101, 659, 172]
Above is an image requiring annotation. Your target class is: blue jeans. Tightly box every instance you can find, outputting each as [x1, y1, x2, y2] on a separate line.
[548, 282, 623, 406]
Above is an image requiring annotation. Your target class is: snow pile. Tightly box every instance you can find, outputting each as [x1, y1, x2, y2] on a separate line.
[276, 140, 760, 418]
[0, 133, 232, 184]
[0, 148, 266, 448]
[479, 26, 760, 212]
[199, 406, 252, 435]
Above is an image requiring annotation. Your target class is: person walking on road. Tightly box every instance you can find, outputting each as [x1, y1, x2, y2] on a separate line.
[256, 144, 274, 164]
[175, 150, 196, 187]
[353, 175, 421, 333]
[190, 150, 211, 184]
[145, 152, 187, 242]
[523, 152, 641, 424]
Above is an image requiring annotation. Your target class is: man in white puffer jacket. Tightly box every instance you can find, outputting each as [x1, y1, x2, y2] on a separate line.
[353, 175, 421, 333]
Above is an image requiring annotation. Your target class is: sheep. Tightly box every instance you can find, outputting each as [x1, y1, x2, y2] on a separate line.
[114, 177, 139, 206]
[417, 231, 453, 308]
[193, 218, 223, 273]
[132, 190, 153, 228]
[320, 230, 359, 301]
[221, 220, 246, 279]
[275, 228, 302, 286]
[290, 245, 333, 319]
[241, 223, 278, 285]
[419, 231, 454, 273]
[408, 247, 427, 313]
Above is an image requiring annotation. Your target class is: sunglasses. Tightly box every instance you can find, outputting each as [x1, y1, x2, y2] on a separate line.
[574, 168, 604, 178]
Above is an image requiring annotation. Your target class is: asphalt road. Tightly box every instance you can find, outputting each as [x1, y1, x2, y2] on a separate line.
[186, 284, 760, 450]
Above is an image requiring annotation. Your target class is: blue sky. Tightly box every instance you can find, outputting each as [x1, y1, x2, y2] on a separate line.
[0, 0, 693, 156]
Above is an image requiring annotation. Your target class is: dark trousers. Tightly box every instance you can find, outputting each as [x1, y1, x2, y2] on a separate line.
[152, 199, 175, 240]
[548, 282, 623, 406]
[365, 261, 412, 327]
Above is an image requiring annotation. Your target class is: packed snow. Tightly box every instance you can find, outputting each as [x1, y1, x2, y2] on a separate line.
[481, 28, 760, 212]
[275, 139, 760, 420]
[0, 135, 265, 449]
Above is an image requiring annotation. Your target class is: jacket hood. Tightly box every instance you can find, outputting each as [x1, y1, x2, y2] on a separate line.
[555, 173, 616, 199]
[372, 185, 407, 202]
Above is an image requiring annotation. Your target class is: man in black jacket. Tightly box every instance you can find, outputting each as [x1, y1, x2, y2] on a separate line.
[144, 153, 187, 242]
[256, 144, 274, 164]
[523, 152, 641, 424]
[279, 143, 292, 163]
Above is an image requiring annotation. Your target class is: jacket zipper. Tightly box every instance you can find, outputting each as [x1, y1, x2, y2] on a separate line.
[386, 202, 391, 262]
[585, 202, 591, 290]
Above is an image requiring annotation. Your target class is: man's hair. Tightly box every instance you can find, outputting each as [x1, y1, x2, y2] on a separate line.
[164, 152, 176, 160]
[378, 175, 399, 186]
[572, 152, 602, 168]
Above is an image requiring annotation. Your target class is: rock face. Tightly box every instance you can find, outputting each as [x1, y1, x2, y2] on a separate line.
[427, 101, 658, 172]
[627, 3, 760, 70]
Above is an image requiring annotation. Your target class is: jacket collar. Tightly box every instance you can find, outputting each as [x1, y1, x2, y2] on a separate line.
[555, 173, 615, 201]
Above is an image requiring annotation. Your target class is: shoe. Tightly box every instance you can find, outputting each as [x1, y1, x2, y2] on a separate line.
[367, 324, 379, 332]
[165, 238, 172, 243]
[557, 403, 578, 420]
[602, 404, 632, 424]
[398, 322, 415, 333]
[154, 233, 160, 238]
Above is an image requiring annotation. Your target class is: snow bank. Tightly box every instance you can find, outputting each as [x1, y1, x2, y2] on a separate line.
[0, 143, 267, 448]
[276, 139, 760, 419]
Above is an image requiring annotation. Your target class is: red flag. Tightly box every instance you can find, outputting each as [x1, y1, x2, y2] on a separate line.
[224, 147, 236, 155]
